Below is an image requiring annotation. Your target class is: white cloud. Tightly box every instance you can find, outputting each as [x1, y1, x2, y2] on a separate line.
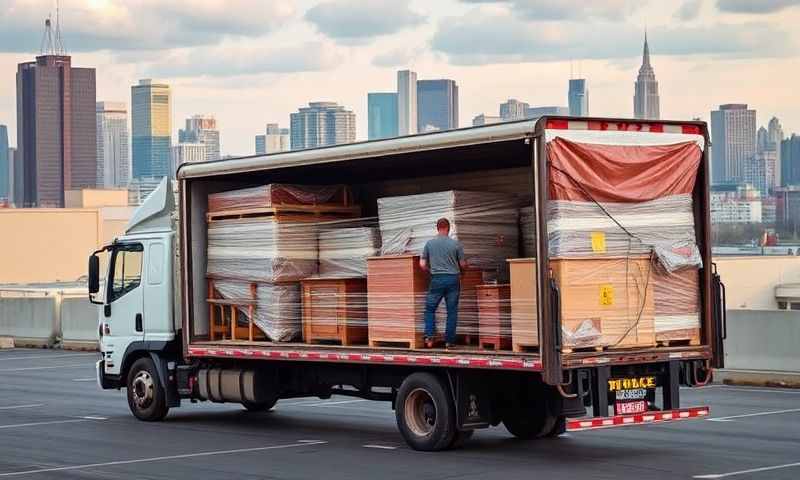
[674, 0, 702, 20]
[0, 0, 295, 53]
[305, 0, 425, 39]
[717, 0, 800, 14]
[431, 9, 796, 65]
[460, 0, 643, 20]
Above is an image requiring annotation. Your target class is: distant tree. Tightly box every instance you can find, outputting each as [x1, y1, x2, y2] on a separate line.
[712, 223, 766, 246]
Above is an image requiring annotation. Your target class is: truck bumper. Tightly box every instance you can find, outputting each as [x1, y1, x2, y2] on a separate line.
[96, 360, 122, 390]
[567, 406, 710, 431]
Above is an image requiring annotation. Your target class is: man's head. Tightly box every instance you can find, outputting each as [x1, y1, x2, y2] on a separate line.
[436, 217, 450, 235]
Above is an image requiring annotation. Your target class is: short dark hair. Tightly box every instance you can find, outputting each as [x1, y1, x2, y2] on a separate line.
[436, 218, 450, 230]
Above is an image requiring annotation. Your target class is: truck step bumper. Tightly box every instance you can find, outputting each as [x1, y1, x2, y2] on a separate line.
[567, 406, 710, 432]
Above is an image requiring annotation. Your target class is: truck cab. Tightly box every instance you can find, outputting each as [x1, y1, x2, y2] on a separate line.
[90, 178, 180, 419]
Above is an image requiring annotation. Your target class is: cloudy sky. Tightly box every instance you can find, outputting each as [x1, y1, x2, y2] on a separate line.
[1, 0, 799, 155]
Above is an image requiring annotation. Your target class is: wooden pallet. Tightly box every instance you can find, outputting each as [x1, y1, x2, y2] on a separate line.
[562, 345, 606, 354]
[369, 338, 423, 349]
[512, 343, 540, 354]
[206, 204, 361, 222]
[479, 338, 510, 351]
[207, 278, 267, 342]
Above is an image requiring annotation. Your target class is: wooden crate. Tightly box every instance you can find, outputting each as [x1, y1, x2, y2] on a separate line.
[653, 266, 701, 346]
[302, 277, 368, 346]
[551, 256, 656, 350]
[476, 284, 511, 350]
[367, 255, 427, 349]
[509, 258, 539, 352]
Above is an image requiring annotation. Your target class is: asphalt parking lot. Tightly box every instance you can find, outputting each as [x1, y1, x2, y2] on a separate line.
[0, 348, 798, 479]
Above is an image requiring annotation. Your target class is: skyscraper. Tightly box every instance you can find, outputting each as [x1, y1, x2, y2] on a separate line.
[95, 102, 129, 188]
[768, 117, 785, 185]
[179, 114, 220, 162]
[131, 79, 171, 179]
[397, 70, 417, 136]
[568, 79, 589, 117]
[633, 32, 660, 120]
[417, 79, 458, 132]
[290, 102, 356, 150]
[782, 135, 800, 186]
[367, 92, 398, 140]
[171, 143, 207, 176]
[0, 125, 8, 201]
[16, 52, 97, 207]
[10, 148, 23, 206]
[500, 99, 529, 121]
[265, 123, 290, 153]
[526, 106, 570, 119]
[255, 135, 266, 155]
[710, 104, 756, 184]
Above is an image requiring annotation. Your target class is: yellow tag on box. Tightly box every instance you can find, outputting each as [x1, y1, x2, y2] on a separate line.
[599, 284, 614, 306]
[590, 231, 606, 253]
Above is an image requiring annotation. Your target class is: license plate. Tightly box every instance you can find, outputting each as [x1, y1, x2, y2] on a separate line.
[608, 376, 656, 415]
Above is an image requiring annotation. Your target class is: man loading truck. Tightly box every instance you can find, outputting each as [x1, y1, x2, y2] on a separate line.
[420, 218, 467, 349]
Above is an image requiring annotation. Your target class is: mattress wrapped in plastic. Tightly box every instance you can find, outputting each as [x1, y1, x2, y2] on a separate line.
[520, 206, 537, 257]
[207, 218, 319, 282]
[318, 226, 381, 277]
[377, 190, 522, 280]
[208, 184, 350, 212]
[213, 280, 301, 342]
[547, 194, 702, 271]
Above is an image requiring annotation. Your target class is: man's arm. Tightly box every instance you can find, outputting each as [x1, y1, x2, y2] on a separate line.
[457, 243, 467, 270]
[420, 243, 429, 271]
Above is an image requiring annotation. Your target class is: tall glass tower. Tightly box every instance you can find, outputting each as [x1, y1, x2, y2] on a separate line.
[568, 79, 588, 117]
[367, 92, 398, 140]
[417, 79, 458, 132]
[131, 79, 172, 179]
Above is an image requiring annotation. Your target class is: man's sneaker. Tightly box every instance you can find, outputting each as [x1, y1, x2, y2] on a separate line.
[424, 337, 434, 349]
[445, 343, 456, 350]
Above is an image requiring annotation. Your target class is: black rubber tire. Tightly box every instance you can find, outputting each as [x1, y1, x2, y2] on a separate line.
[503, 408, 557, 440]
[450, 429, 474, 449]
[126, 357, 169, 422]
[241, 397, 278, 412]
[395, 372, 457, 451]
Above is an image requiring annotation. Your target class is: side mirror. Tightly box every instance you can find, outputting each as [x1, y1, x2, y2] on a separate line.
[88, 255, 100, 294]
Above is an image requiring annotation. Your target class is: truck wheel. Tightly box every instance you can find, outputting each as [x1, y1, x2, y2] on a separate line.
[126, 357, 169, 421]
[241, 397, 277, 412]
[503, 408, 557, 440]
[395, 373, 456, 451]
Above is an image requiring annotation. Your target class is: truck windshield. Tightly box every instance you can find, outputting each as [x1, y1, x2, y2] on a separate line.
[108, 244, 144, 302]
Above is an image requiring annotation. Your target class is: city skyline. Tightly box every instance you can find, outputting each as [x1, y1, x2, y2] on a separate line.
[1, 1, 797, 155]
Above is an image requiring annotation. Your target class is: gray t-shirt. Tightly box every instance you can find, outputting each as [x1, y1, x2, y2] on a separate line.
[422, 235, 465, 275]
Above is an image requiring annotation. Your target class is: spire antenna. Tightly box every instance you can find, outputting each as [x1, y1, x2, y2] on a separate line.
[54, 0, 65, 54]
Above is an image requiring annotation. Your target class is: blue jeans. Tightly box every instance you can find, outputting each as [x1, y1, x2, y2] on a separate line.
[423, 274, 460, 343]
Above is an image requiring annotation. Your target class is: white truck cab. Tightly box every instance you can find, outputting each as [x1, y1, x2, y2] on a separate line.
[90, 178, 181, 420]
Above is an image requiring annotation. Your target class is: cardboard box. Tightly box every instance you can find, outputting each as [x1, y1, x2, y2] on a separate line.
[509, 258, 539, 352]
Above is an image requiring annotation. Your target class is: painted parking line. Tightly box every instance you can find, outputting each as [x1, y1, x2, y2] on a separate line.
[0, 363, 91, 372]
[281, 399, 369, 408]
[0, 353, 97, 362]
[694, 461, 800, 479]
[363, 444, 398, 450]
[0, 419, 94, 430]
[0, 404, 43, 411]
[72, 378, 96, 382]
[0, 440, 328, 477]
[707, 407, 800, 422]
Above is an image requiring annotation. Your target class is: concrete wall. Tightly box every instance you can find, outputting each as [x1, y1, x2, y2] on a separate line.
[724, 309, 800, 373]
[0, 290, 97, 348]
[715, 256, 800, 310]
[0, 208, 131, 283]
[65, 188, 129, 208]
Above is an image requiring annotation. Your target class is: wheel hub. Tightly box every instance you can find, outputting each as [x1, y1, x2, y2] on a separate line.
[405, 388, 437, 437]
[131, 371, 154, 409]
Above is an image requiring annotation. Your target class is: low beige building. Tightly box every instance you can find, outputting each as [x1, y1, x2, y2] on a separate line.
[715, 256, 800, 310]
[0, 190, 134, 284]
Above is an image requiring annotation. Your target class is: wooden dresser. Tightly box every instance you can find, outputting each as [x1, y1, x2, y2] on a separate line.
[302, 277, 368, 346]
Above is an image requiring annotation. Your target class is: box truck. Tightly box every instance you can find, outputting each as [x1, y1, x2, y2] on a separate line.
[90, 117, 725, 451]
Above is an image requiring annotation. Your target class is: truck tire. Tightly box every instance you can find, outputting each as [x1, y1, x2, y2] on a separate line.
[395, 372, 457, 451]
[127, 357, 169, 421]
[241, 397, 278, 412]
[503, 408, 557, 440]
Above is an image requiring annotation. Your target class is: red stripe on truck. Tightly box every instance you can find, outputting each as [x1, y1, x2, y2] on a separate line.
[187, 346, 543, 371]
[567, 406, 710, 431]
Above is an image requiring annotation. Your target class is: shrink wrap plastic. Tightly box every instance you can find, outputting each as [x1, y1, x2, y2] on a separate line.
[547, 194, 702, 271]
[319, 225, 381, 277]
[520, 206, 537, 257]
[377, 190, 523, 281]
[207, 219, 319, 282]
[653, 265, 701, 339]
[208, 184, 350, 212]
[214, 280, 301, 342]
